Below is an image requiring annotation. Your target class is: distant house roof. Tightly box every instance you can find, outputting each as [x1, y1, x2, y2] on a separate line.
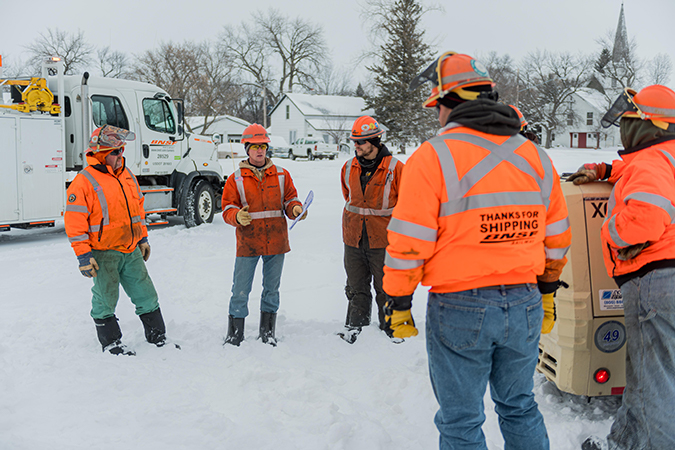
[576, 88, 611, 113]
[269, 93, 373, 118]
[187, 115, 250, 133]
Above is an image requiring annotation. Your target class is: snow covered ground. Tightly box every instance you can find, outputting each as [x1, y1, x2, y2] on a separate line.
[1, 147, 622, 450]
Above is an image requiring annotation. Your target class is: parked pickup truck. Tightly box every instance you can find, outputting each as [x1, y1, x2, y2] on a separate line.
[289, 137, 339, 160]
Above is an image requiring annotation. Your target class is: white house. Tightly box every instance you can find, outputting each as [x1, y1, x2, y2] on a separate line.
[186, 115, 250, 143]
[268, 93, 374, 145]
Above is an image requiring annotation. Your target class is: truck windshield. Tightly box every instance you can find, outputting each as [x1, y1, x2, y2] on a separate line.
[142, 98, 176, 134]
[92, 95, 129, 130]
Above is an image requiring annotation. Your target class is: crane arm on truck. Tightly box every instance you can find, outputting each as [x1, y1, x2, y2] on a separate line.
[0, 77, 61, 114]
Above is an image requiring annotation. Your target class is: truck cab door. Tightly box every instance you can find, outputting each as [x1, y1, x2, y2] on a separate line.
[136, 92, 183, 176]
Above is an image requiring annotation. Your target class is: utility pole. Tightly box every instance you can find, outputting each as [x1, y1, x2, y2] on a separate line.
[515, 68, 519, 108]
[262, 86, 268, 128]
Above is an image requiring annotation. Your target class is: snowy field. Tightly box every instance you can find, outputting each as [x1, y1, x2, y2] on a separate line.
[1, 146, 622, 450]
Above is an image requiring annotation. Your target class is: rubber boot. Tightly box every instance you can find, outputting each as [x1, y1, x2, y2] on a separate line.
[94, 316, 135, 356]
[258, 311, 277, 346]
[224, 315, 245, 346]
[139, 308, 167, 347]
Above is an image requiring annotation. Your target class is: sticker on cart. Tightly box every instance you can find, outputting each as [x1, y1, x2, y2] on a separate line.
[599, 289, 624, 311]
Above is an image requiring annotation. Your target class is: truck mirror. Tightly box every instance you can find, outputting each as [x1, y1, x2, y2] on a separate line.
[212, 133, 223, 144]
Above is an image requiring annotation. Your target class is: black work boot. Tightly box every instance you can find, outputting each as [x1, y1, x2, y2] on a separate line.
[94, 316, 135, 356]
[139, 308, 167, 346]
[224, 315, 245, 346]
[337, 326, 361, 344]
[258, 311, 277, 346]
[581, 437, 607, 450]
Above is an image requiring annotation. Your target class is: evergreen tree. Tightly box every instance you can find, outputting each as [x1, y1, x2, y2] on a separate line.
[355, 83, 365, 98]
[364, 0, 436, 148]
[594, 48, 611, 74]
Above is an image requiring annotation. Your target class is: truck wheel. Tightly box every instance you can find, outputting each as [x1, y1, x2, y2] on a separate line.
[289, 150, 296, 160]
[329, 155, 335, 160]
[184, 179, 215, 228]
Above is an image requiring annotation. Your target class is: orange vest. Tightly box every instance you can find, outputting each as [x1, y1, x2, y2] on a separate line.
[65, 156, 147, 257]
[601, 140, 675, 277]
[222, 163, 301, 257]
[384, 124, 571, 295]
[341, 155, 404, 248]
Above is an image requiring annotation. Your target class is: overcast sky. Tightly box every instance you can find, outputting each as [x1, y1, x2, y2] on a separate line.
[1, 0, 674, 86]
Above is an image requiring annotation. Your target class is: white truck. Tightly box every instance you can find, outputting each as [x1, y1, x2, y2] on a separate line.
[288, 137, 338, 160]
[0, 58, 225, 232]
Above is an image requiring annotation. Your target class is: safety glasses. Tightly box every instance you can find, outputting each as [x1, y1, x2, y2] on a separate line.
[109, 148, 124, 156]
[601, 87, 639, 128]
[408, 51, 457, 92]
[353, 139, 368, 145]
[248, 144, 268, 151]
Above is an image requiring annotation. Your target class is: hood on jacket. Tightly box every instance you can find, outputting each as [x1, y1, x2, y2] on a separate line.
[445, 99, 521, 136]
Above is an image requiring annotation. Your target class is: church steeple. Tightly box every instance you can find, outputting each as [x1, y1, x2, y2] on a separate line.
[612, 2, 628, 63]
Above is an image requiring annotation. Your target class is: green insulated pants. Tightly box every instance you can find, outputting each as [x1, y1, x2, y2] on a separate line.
[90, 248, 159, 320]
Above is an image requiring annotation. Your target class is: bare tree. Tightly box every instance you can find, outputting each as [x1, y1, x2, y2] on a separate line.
[480, 51, 518, 105]
[595, 30, 642, 90]
[519, 50, 592, 148]
[25, 28, 93, 75]
[133, 41, 240, 133]
[254, 9, 327, 94]
[646, 53, 672, 86]
[97, 46, 132, 78]
[310, 63, 355, 96]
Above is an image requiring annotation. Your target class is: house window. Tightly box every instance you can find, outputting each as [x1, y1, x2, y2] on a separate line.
[552, 133, 556, 141]
[286, 105, 290, 120]
[587, 112, 594, 126]
[567, 113, 573, 126]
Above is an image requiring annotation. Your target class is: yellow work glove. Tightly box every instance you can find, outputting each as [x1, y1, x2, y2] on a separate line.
[292, 205, 307, 220]
[541, 292, 556, 334]
[567, 163, 609, 185]
[139, 242, 151, 262]
[79, 257, 99, 278]
[236, 206, 252, 226]
[384, 297, 418, 339]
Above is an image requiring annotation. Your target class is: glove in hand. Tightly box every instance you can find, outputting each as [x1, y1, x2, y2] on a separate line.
[541, 292, 556, 334]
[292, 205, 307, 220]
[567, 163, 607, 185]
[384, 297, 418, 339]
[237, 206, 252, 226]
[617, 242, 649, 261]
[139, 242, 151, 262]
[80, 257, 99, 278]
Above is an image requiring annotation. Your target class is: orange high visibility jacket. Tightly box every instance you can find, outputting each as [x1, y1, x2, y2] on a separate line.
[601, 140, 675, 278]
[383, 124, 571, 295]
[222, 161, 302, 257]
[65, 156, 148, 257]
[341, 155, 404, 248]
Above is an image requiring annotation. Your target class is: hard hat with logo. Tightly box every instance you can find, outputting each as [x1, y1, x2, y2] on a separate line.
[88, 124, 136, 154]
[602, 85, 675, 130]
[241, 123, 271, 145]
[349, 116, 385, 140]
[409, 51, 495, 109]
[509, 105, 528, 131]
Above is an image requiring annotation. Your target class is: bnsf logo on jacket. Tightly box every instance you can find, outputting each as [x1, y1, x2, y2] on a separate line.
[479, 211, 539, 244]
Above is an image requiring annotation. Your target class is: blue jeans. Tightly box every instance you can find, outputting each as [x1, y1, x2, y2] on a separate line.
[229, 254, 285, 318]
[426, 286, 549, 450]
[607, 268, 675, 450]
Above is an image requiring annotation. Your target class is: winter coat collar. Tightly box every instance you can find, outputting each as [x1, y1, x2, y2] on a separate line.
[239, 157, 274, 180]
[444, 99, 521, 136]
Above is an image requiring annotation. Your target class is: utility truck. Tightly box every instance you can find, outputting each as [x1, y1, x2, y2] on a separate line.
[0, 58, 225, 232]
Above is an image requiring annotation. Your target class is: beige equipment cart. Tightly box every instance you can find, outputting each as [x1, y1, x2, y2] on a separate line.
[537, 181, 626, 397]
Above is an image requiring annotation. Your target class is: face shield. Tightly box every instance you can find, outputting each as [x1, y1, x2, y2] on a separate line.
[89, 125, 137, 152]
[601, 88, 639, 128]
[408, 51, 457, 92]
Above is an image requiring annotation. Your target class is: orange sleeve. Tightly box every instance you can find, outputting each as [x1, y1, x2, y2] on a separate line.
[340, 161, 349, 201]
[64, 176, 94, 257]
[538, 164, 572, 284]
[221, 175, 242, 227]
[282, 169, 302, 219]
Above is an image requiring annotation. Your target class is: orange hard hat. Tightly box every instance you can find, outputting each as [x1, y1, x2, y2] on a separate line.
[409, 51, 495, 109]
[241, 123, 270, 145]
[349, 116, 384, 140]
[88, 124, 136, 154]
[602, 85, 675, 129]
[509, 105, 528, 130]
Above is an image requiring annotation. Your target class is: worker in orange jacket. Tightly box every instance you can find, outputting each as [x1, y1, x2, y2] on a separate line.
[384, 52, 571, 449]
[221, 124, 305, 346]
[65, 125, 168, 356]
[569, 85, 675, 450]
[338, 116, 404, 343]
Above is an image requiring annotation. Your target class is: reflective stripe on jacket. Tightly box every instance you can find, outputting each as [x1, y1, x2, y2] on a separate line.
[384, 124, 571, 295]
[222, 162, 301, 257]
[341, 155, 404, 248]
[601, 140, 675, 277]
[65, 156, 147, 257]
